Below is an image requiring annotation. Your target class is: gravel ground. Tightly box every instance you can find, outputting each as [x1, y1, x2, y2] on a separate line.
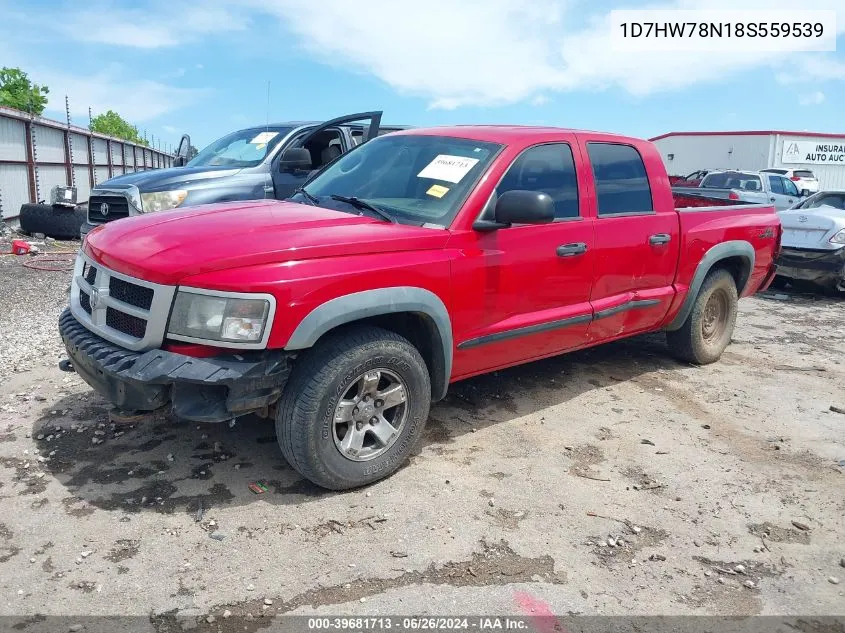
[0, 235, 843, 629]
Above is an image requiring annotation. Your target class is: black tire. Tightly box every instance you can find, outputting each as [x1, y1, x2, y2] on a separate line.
[666, 268, 738, 365]
[19, 203, 85, 240]
[768, 275, 789, 290]
[276, 325, 431, 490]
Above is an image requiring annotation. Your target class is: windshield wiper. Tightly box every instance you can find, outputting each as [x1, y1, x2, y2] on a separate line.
[329, 195, 396, 223]
[292, 187, 320, 206]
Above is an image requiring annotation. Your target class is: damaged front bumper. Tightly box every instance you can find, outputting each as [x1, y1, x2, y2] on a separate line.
[59, 309, 294, 423]
[776, 246, 845, 291]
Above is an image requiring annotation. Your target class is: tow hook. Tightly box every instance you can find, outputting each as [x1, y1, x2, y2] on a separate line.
[58, 358, 75, 373]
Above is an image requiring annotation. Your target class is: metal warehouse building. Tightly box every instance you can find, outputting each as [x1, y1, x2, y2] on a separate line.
[650, 130, 845, 190]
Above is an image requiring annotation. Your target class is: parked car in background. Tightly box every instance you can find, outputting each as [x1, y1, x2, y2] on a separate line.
[776, 190, 845, 292]
[80, 111, 409, 237]
[60, 125, 780, 489]
[761, 168, 819, 194]
[673, 169, 804, 210]
[668, 169, 711, 187]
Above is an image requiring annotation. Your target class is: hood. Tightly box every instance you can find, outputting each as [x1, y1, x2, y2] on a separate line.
[778, 205, 845, 250]
[85, 200, 450, 285]
[97, 165, 241, 191]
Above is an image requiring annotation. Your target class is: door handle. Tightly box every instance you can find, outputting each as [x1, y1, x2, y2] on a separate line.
[649, 233, 672, 245]
[556, 242, 587, 257]
[770, 197, 776, 203]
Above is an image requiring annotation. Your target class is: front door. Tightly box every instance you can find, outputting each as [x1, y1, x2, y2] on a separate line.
[271, 111, 382, 200]
[450, 141, 595, 379]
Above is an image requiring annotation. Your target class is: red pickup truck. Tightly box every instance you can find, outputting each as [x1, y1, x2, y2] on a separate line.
[60, 126, 780, 489]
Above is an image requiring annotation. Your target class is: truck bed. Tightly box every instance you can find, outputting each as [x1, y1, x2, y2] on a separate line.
[672, 189, 755, 209]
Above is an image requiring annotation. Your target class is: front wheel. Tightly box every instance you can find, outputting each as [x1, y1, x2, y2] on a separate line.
[666, 268, 738, 364]
[276, 326, 431, 490]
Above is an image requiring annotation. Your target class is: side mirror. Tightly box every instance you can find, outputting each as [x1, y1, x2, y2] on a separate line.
[173, 134, 191, 168]
[279, 148, 313, 172]
[800, 189, 810, 197]
[494, 190, 554, 225]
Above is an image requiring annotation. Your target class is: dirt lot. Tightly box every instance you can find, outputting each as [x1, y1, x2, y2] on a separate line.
[0, 240, 843, 626]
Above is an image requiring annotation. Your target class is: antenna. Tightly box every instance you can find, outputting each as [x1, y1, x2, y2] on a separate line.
[265, 80, 271, 133]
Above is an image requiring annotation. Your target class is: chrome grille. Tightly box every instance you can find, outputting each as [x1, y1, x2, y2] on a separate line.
[109, 277, 154, 310]
[106, 307, 147, 338]
[88, 194, 130, 225]
[69, 251, 176, 351]
[83, 262, 97, 285]
[79, 290, 92, 314]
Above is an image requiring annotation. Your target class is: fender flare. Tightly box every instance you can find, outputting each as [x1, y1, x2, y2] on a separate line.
[285, 287, 453, 401]
[665, 240, 755, 331]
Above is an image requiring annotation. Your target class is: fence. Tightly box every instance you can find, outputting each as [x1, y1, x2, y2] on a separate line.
[0, 105, 174, 220]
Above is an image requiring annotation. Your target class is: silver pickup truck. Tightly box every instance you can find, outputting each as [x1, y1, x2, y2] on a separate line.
[672, 169, 807, 210]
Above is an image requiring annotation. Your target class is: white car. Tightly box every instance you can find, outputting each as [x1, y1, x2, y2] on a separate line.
[761, 168, 819, 194]
[776, 191, 845, 292]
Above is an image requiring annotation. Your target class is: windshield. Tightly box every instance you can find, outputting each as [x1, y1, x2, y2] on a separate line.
[187, 126, 292, 168]
[294, 134, 501, 226]
[701, 171, 762, 191]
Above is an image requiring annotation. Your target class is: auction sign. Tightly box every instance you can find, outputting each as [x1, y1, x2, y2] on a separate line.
[782, 139, 845, 164]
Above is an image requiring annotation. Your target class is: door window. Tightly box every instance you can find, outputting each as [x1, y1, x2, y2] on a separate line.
[768, 175, 785, 194]
[289, 129, 344, 170]
[782, 177, 799, 196]
[496, 143, 580, 219]
[587, 143, 653, 216]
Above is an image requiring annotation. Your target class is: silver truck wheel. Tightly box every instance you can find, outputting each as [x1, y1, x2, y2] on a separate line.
[276, 325, 431, 490]
[331, 368, 409, 462]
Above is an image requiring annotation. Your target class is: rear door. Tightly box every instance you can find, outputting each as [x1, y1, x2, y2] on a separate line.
[779, 176, 800, 208]
[581, 139, 680, 341]
[767, 175, 797, 210]
[270, 111, 382, 199]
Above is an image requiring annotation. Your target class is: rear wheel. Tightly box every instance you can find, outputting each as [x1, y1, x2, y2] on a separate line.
[666, 268, 738, 364]
[276, 326, 431, 490]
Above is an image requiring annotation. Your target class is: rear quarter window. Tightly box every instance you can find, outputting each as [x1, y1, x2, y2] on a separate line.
[586, 143, 653, 216]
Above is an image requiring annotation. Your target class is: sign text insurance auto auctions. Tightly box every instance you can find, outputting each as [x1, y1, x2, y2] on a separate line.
[782, 140, 845, 165]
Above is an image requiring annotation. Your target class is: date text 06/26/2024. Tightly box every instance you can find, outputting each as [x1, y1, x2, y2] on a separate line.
[307, 617, 532, 631]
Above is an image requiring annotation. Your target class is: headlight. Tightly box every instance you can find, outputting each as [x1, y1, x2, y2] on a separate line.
[167, 291, 271, 344]
[830, 229, 845, 245]
[140, 190, 187, 213]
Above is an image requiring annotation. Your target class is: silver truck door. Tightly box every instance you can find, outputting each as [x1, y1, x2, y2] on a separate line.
[779, 176, 800, 209]
[270, 111, 383, 200]
[766, 174, 792, 210]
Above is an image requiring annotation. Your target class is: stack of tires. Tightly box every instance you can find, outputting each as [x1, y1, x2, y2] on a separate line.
[19, 203, 86, 240]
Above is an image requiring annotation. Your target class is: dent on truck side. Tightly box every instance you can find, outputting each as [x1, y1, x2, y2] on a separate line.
[665, 240, 755, 331]
[284, 287, 453, 401]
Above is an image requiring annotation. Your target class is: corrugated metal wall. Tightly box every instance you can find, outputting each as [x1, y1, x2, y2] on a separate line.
[0, 106, 174, 220]
[772, 134, 845, 190]
[654, 132, 845, 190]
[652, 134, 771, 176]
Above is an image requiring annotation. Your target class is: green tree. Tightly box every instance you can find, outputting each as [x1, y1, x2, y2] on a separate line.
[89, 110, 148, 146]
[0, 67, 49, 115]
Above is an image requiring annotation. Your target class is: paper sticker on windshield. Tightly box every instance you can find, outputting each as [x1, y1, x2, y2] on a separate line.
[249, 131, 278, 145]
[426, 184, 449, 198]
[417, 155, 480, 184]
